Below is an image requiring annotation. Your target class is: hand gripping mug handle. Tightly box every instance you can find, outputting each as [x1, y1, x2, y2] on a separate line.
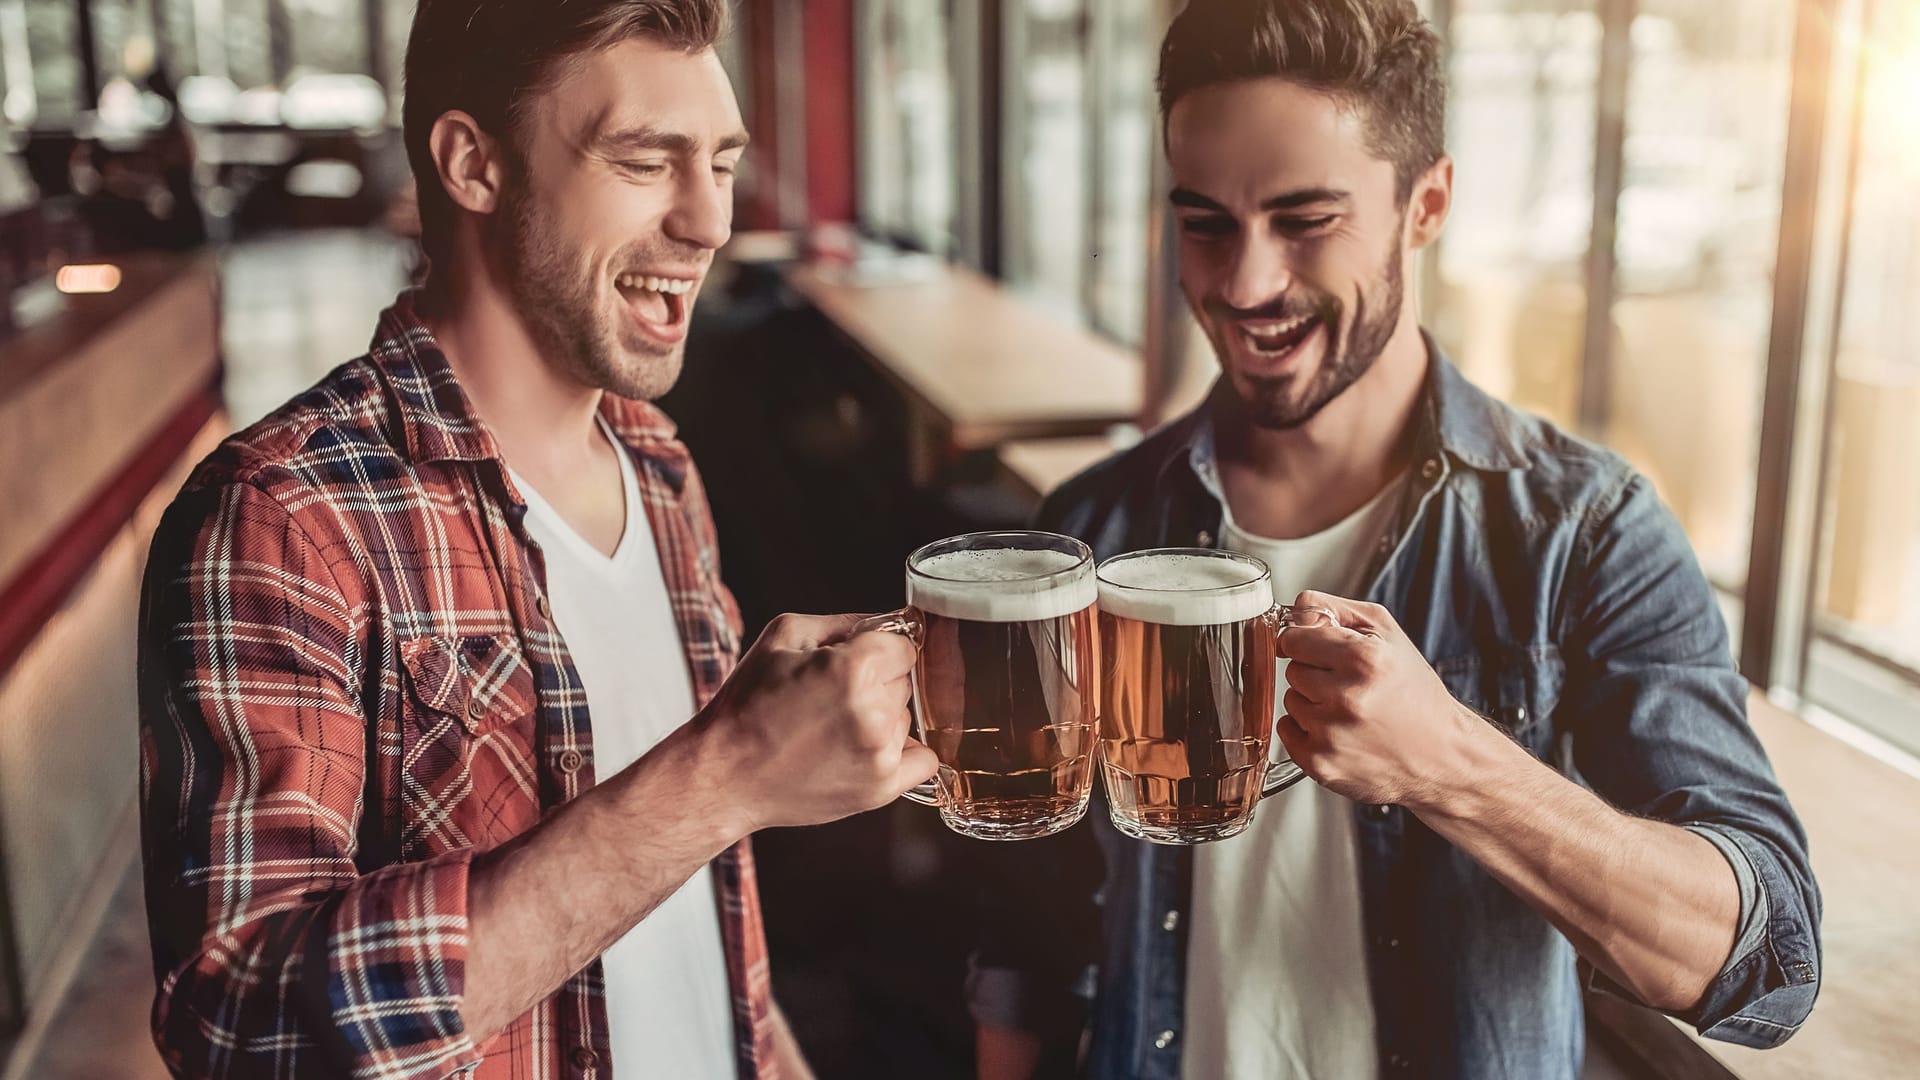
[1261, 603, 1340, 798]
[851, 606, 939, 806]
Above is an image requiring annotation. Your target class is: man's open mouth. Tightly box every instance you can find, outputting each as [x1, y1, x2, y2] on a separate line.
[1236, 313, 1321, 357]
[615, 272, 695, 340]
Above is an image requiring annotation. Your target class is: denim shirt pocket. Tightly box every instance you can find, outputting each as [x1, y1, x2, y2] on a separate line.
[1432, 644, 1567, 753]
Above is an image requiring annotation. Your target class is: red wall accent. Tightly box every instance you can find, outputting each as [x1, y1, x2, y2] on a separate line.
[802, 0, 857, 225]
[741, 0, 783, 231]
[737, 0, 857, 230]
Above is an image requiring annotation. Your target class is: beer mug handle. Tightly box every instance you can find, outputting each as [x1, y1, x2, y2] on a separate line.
[1262, 604, 1340, 798]
[851, 606, 939, 807]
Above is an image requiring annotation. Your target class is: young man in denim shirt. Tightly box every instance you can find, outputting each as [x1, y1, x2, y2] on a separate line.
[973, 2, 1818, 1077]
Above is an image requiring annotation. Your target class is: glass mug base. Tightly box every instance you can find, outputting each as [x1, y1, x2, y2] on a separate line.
[1106, 812, 1257, 845]
[1100, 758, 1273, 845]
[938, 794, 1091, 840]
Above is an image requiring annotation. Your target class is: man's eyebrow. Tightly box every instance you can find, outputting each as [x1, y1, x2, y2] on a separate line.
[1260, 187, 1349, 210]
[1168, 186, 1351, 211]
[592, 125, 751, 155]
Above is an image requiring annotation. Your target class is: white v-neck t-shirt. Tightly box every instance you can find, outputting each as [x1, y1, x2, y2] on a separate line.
[1181, 475, 1405, 1080]
[510, 418, 735, 1079]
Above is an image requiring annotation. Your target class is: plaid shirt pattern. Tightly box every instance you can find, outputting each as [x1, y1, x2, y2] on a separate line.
[137, 295, 772, 1079]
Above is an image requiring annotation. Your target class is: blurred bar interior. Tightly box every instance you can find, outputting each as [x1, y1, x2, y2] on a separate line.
[0, 0, 1916, 1077]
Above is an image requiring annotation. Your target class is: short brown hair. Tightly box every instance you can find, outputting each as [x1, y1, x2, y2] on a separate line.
[1158, 0, 1445, 197]
[402, 0, 730, 274]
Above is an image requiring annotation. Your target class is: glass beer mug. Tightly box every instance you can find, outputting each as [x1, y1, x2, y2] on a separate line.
[1094, 548, 1337, 844]
[860, 531, 1100, 840]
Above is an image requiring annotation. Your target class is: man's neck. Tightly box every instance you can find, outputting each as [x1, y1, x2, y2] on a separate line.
[1214, 319, 1428, 541]
[421, 271, 608, 485]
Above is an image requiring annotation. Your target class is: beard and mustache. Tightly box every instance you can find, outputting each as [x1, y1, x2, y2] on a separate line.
[1201, 230, 1406, 431]
[493, 173, 696, 403]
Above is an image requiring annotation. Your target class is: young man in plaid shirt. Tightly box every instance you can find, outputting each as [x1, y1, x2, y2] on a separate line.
[135, 2, 932, 1077]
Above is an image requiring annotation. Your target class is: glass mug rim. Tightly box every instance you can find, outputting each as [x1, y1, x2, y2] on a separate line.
[1094, 546, 1270, 598]
[905, 529, 1094, 587]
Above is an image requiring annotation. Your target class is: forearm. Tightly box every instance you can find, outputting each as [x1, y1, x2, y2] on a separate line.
[1411, 710, 1740, 1012]
[463, 719, 748, 1042]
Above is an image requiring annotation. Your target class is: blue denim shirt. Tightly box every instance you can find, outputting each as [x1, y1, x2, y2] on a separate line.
[968, 349, 1820, 1078]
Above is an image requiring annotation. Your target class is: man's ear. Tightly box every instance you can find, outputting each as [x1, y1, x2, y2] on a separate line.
[1405, 155, 1453, 252]
[427, 109, 508, 217]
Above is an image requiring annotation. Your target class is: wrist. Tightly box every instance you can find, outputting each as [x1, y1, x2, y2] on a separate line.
[605, 714, 759, 850]
[1402, 701, 1532, 821]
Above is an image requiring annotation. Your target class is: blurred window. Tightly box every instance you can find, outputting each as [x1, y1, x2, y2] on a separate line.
[1087, 0, 1155, 346]
[1802, 0, 1920, 753]
[1605, 1, 1794, 597]
[24, 0, 85, 121]
[1005, 0, 1088, 323]
[286, 0, 367, 77]
[1429, 0, 1601, 433]
[858, 0, 955, 255]
[221, 0, 273, 89]
[89, 0, 159, 86]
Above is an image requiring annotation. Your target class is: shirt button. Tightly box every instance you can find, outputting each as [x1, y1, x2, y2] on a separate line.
[1195, 530, 1214, 547]
[1369, 803, 1394, 819]
[467, 699, 486, 722]
[1162, 910, 1180, 931]
[1154, 1029, 1178, 1049]
[1377, 534, 1394, 553]
[558, 749, 584, 773]
[1388, 1052, 1411, 1070]
[571, 1046, 599, 1069]
[536, 594, 553, 620]
[1420, 457, 1442, 482]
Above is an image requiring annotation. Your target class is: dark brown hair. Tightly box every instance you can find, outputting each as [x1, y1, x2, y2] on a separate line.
[1158, 0, 1445, 197]
[402, 0, 730, 274]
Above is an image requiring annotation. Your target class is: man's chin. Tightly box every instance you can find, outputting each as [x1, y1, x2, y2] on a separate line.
[1221, 370, 1320, 430]
[602, 338, 683, 401]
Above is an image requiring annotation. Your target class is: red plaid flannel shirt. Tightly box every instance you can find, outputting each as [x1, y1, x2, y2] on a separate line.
[137, 296, 772, 1079]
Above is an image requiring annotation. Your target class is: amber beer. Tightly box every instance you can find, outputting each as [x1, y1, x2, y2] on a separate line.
[1095, 549, 1328, 844]
[896, 533, 1099, 840]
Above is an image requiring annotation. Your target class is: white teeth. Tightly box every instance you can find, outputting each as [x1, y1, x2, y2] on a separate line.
[1245, 315, 1310, 336]
[617, 274, 694, 295]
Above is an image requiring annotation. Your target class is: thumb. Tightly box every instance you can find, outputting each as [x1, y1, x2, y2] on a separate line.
[889, 740, 940, 793]
[759, 612, 867, 651]
[1292, 590, 1382, 636]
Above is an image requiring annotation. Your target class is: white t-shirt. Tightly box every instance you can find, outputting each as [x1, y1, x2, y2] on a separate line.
[1181, 475, 1405, 1080]
[510, 419, 736, 1080]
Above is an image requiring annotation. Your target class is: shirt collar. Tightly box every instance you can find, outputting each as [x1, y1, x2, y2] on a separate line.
[1180, 332, 1533, 490]
[369, 292, 692, 490]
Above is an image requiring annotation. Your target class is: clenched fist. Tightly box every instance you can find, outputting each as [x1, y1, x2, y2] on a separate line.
[698, 612, 938, 832]
[1276, 591, 1498, 810]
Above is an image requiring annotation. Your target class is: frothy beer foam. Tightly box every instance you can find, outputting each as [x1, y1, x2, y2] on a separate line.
[909, 548, 1095, 622]
[1097, 552, 1273, 626]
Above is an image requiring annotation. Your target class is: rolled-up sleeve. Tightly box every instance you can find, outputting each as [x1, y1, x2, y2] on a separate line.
[1564, 473, 1821, 1047]
[139, 480, 481, 1079]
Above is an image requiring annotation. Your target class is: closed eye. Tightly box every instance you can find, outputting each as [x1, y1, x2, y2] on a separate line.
[1180, 215, 1236, 238]
[1277, 215, 1337, 234]
[618, 161, 668, 178]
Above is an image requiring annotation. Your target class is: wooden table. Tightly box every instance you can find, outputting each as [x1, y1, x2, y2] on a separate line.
[996, 435, 1124, 505]
[785, 262, 1141, 484]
